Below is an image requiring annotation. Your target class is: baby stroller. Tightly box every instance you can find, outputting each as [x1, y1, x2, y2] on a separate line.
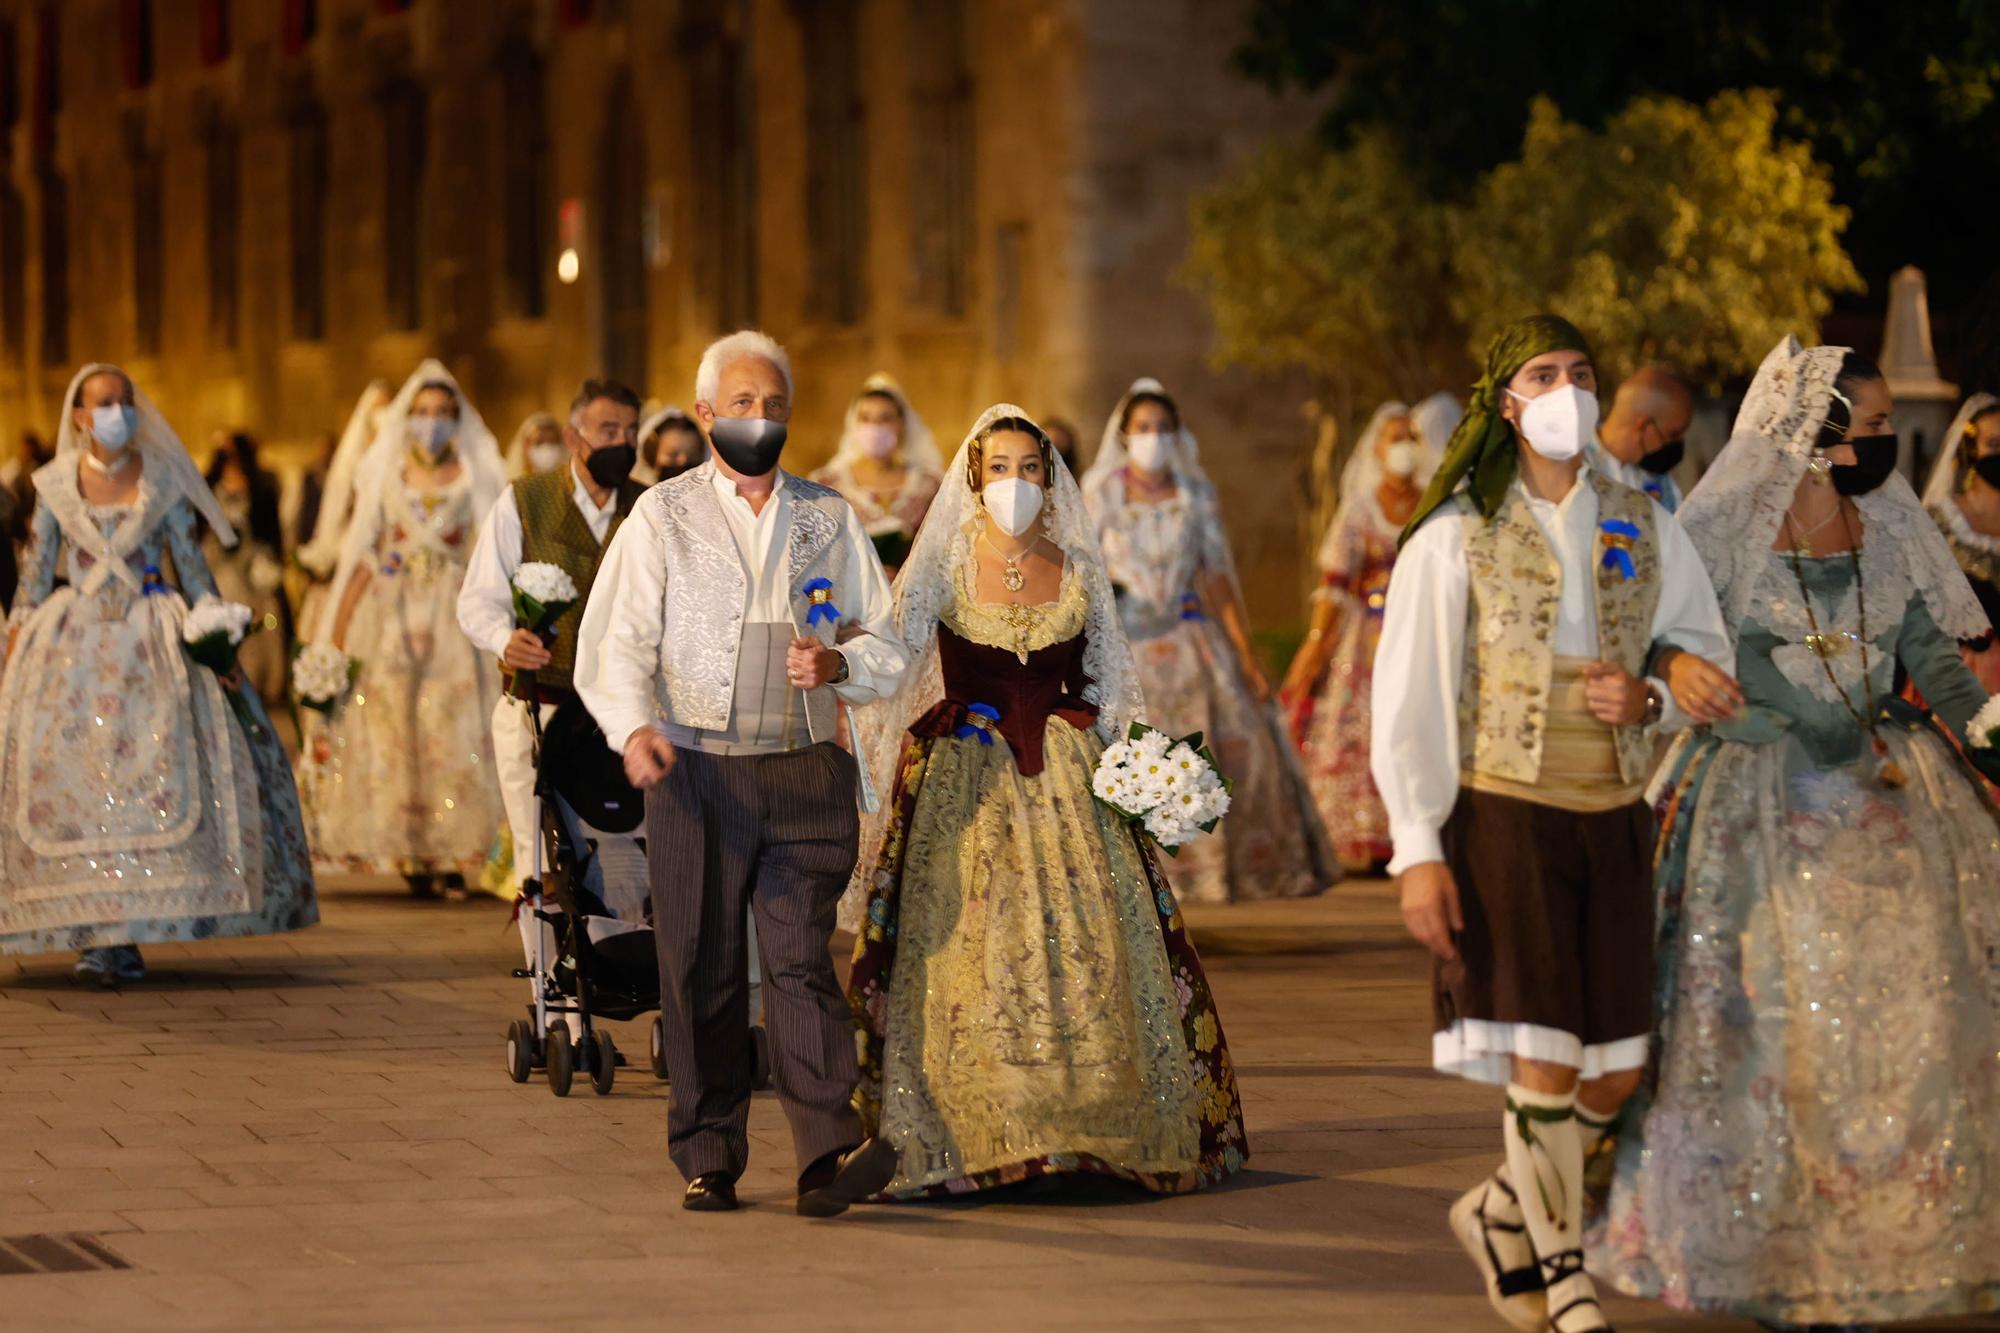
[502, 698, 770, 1097]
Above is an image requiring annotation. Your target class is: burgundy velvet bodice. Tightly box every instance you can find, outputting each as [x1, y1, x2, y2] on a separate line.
[908, 625, 1099, 776]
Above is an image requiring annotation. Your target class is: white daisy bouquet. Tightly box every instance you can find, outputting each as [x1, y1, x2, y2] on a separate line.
[182, 597, 260, 730]
[1090, 722, 1233, 855]
[510, 561, 579, 700]
[1967, 694, 2000, 750]
[293, 641, 359, 717]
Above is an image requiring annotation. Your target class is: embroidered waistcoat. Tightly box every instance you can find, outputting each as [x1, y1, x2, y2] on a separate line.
[1458, 472, 1661, 786]
[513, 468, 643, 691]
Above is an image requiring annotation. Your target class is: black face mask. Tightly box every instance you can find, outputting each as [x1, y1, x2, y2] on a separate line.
[707, 417, 788, 477]
[1639, 438, 1685, 475]
[1825, 433, 1899, 496]
[584, 444, 637, 488]
[1973, 454, 2000, 490]
[657, 457, 702, 482]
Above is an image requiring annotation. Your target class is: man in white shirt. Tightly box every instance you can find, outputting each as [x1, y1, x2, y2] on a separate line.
[575, 330, 910, 1220]
[457, 378, 644, 915]
[1583, 365, 1695, 513]
[1372, 316, 1738, 1333]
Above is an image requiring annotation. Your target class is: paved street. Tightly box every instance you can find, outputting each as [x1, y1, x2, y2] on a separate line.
[0, 880, 1986, 1331]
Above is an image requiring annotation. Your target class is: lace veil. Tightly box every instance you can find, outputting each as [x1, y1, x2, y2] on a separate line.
[848, 404, 1147, 892]
[502, 411, 562, 480]
[52, 361, 237, 547]
[1921, 392, 2000, 509]
[1318, 400, 1412, 570]
[822, 373, 943, 477]
[1678, 335, 1986, 646]
[1081, 376, 1244, 596]
[298, 380, 392, 577]
[319, 359, 504, 639]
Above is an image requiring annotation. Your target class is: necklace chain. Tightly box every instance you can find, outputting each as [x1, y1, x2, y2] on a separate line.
[1781, 507, 1901, 782]
[979, 530, 1046, 593]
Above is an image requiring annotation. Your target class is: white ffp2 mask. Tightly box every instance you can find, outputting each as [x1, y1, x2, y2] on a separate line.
[1125, 430, 1175, 473]
[1507, 384, 1599, 462]
[982, 477, 1045, 537]
[1383, 441, 1421, 478]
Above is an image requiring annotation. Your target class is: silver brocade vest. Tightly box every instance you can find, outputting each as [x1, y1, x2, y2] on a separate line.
[640, 463, 877, 806]
[1458, 472, 1662, 787]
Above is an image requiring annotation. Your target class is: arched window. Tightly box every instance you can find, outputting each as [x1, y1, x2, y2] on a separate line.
[288, 92, 328, 341]
[685, 0, 756, 330]
[205, 117, 240, 347]
[599, 75, 645, 387]
[496, 35, 549, 321]
[907, 0, 971, 317]
[133, 143, 164, 355]
[38, 170, 67, 366]
[381, 76, 427, 332]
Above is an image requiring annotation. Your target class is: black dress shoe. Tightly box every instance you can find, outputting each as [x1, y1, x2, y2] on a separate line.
[796, 1138, 899, 1218]
[682, 1173, 739, 1212]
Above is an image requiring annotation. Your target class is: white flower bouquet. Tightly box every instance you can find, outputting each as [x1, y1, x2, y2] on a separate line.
[1090, 722, 1233, 855]
[1968, 694, 2000, 751]
[293, 641, 359, 717]
[510, 561, 579, 700]
[182, 597, 260, 731]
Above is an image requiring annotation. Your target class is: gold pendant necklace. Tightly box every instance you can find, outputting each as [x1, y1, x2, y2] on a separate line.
[981, 531, 1030, 592]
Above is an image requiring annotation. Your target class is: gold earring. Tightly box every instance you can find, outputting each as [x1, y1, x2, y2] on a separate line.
[1807, 455, 1833, 485]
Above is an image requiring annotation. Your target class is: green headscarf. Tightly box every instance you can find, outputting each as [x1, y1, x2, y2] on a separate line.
[1399, 314, 1595, 546]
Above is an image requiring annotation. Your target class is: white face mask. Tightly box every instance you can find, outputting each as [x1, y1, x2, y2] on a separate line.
[408, 415, 459, 456]
[91, 404, 136, 451]
[1382, 441, 1421, 479]
[983, 477, 1045, 538]
[1507, 383, 1599, 462]
[853, 422, 900, 461]
[526, 441, 566, 473]
[1125, 430, 1175, 473]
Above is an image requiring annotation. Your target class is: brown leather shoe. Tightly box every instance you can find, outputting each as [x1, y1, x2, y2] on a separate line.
[795, 1138, 898, 1218]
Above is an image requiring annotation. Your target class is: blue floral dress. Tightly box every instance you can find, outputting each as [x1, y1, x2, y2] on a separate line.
[0, 463, 317, 956]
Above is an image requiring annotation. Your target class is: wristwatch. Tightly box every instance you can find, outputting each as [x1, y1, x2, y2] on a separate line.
[1642, 680, 1665, 727]
[829, 650, 851, 686]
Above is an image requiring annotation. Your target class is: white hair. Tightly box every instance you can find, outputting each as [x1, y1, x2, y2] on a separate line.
[694, 329, 794, 407]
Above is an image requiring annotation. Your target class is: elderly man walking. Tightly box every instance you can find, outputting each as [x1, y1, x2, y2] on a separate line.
[576, 331, 909, 1217]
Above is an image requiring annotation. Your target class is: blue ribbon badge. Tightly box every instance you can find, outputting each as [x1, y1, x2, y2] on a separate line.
[802, 576, 841, 627]
[1599, 518, 1641, 582]
[140, 564, 168, 596]
[1179, 592, 1206, 622]
[954, 702, 1001, 745]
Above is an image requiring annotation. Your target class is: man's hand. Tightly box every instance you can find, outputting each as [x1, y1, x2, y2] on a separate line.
[623, 729, 676, 789]
[787, 637, 843, 690]
[1658, 646, 1743, 724]
[1399, 861, 1464, 961]
[1580, 660, 1650, 727]
[502, 628, 553, 672]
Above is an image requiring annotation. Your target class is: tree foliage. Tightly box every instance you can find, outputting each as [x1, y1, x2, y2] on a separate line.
[1453, 91, 1862, 384]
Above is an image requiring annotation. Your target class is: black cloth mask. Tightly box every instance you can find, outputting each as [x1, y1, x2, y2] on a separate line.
[1972, 454, 2000, 490]
[1826, 434, 1899, 496]
[707, 417, 788, 476]
[584, 444, 637, 489]
[1639, 439, 1685, 475]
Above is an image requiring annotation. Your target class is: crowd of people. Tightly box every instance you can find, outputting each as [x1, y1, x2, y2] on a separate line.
[1, 312, 1997, 1328]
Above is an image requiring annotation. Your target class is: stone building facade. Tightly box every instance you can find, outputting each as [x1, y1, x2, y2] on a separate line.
[0, 0, 1322, 619]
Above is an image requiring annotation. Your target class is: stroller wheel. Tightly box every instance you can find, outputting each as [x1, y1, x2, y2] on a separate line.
[547, 1032, 575, 1097]
[649, 1016, 669, 1082]
[591, 1031, 617, 1096]
[750, 1024, 772, 1092]
[504, 1021, 532, 1084]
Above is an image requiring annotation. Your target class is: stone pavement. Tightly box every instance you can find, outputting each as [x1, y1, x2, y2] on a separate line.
[0, 881, 1987, 1331]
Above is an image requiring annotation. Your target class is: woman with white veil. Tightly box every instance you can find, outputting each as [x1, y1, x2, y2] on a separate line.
[1081, 377, 1333, 901]
[1915, 392, 2000, 685]
[845, 405, 1247, 1198]
[1594, 340, 2000, 1326]
[294, 379, 392, 640]
[810, 373, 941, 574]
[0, 364, 316, 982]
[296, 359, 506, 896]
[501, 411, 566, 482]
[1280, 397, 1452, 871]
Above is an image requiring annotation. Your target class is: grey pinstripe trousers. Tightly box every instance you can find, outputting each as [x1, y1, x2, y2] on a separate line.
[644, 741, 864, 1182]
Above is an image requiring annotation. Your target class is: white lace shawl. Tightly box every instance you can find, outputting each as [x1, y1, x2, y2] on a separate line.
[318, 359, 504, 640]
[1678, 335, 1986, 650]
[1920, 392, 2000, 509]
[848, 404, 1147, 891]
[297, 379, 392, 576]
[52, 362, 236, 548]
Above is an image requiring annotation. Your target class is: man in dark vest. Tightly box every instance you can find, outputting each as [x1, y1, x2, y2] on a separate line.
[458, 378, 645, 921]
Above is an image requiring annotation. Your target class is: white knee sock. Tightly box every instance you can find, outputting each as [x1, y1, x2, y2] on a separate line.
[1503, 1084, 1606, 1331]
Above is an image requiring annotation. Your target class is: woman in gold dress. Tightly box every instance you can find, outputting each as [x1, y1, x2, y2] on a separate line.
[846, 405, 1246, 1198]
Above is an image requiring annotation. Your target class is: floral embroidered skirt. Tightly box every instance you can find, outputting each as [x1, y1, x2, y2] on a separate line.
[1592, 726, 2000, 1324]
[1297, 608, 1391, 870]
[847, 719, 1248, 1196]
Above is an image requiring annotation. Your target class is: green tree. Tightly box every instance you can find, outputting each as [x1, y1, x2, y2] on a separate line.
[1182, 129, 1465, 555]
[1453, 91, 1863, 383]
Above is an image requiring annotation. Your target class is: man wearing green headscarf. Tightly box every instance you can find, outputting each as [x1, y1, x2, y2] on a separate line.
[1370, 315, 1736, 1332]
